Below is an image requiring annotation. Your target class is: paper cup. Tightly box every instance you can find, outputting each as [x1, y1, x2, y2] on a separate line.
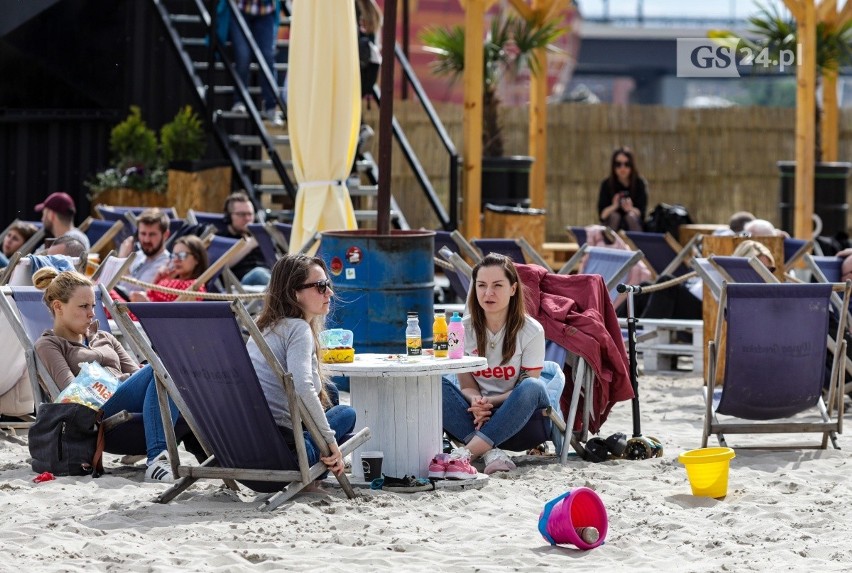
[361, 451, 384, 481]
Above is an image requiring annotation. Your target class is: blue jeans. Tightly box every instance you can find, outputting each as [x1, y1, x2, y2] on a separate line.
[442, 377, 551, 449]
[231, 11, 278, 110]
[241, 266, 271, 286]
[101, 365, 179, 463]
[299, 405, 356, 466]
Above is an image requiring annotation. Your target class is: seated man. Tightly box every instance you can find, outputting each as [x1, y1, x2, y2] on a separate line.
[35, 192, 90, 250]
[117, 209, 171, 294]
[217, 191, 271, 286]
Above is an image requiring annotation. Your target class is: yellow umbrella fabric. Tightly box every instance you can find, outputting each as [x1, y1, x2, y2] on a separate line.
[288, 0, 360, 253]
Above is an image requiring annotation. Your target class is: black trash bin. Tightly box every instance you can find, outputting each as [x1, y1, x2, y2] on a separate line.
[778, 161, 850, 236]
[481, 156, 534, 208]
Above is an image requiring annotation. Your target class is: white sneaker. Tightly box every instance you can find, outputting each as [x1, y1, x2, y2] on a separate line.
[482, 448, 516, 475]
[144, 450, 174, 483]
[449, 447, 471, 461]
[261, 108, 284, 127]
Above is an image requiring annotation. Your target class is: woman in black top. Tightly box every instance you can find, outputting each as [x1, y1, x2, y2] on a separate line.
[597, 147, 648, 232]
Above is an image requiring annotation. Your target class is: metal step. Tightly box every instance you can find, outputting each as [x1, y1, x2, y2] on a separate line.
[181, 37, 207, 47]
[193, 61, 288, 72]
[244, 159, 293, 170]
[256, 184, 378, 197]
[229, 134, 290, 146]
[169, 13, 202, 24]
[213, 85, 261, 95]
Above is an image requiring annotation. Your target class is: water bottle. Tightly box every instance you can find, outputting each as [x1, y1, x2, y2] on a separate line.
[433, 308, 448, 358]
[448, 312, 465, 359]
[406, 312, 422, 356]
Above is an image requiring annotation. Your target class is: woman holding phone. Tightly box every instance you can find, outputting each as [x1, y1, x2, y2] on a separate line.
[597, 146, 649, 232]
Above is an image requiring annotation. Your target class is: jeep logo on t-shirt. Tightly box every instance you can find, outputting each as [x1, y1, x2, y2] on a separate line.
[473, 366, 516, 380]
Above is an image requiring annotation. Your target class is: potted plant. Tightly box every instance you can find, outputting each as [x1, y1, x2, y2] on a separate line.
[421, 14, 564, 207]
[85, 105, 168, 208]
[711, 4, 852, 236]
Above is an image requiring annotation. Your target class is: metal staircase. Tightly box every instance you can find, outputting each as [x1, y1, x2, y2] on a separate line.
[151, 0, 408, 227]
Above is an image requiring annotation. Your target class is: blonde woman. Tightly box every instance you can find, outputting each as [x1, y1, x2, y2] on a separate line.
[32, 268, 179, 482]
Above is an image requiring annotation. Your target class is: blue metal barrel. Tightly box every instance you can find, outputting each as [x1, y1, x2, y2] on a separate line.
[319, 229, 435, 356]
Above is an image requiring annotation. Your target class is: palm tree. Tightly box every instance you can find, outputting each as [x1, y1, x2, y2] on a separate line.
[712, 3, 852, 161]
[421, 14, 564, 157]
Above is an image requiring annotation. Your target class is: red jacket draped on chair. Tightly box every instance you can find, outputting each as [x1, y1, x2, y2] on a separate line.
[516, 264, 634, 433]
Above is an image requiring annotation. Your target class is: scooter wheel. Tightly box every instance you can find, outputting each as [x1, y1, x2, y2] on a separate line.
[624, 437, 652, 460]
[646, 435, 664, 458]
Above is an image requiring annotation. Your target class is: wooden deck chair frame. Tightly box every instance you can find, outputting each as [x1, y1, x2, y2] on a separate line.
[703, 281, 848, 449]
[620, 231, 701, 280]
[176, 237, 249, 300]
[556, 245, 644, 289]
[79, 217, 126, 256]
[690, 257, 724, 301]
[91, 251, 138, 291]
[783, 238, 814, 274]
[0, 287, 61, 405]
[805, 254, 852, 399]
[0, 252, 23, 286]
[111, 297, 371, 511]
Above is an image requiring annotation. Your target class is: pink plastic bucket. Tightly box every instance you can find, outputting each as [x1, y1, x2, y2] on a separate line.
[538, 487, 608, 550]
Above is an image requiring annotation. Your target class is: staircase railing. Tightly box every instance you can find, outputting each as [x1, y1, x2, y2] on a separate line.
[371, 43, 458, 231]
[151, 0, 297, 202]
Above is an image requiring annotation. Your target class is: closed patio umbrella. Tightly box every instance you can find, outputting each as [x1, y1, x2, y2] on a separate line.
[288, 0, 360, 253]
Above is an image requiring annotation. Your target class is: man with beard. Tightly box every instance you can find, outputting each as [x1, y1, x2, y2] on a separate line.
[35, 192, 90, 250]
[118, 209, 171, 293]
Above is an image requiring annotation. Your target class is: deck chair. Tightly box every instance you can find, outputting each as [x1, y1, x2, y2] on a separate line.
[1, 220, 45, 258]
[0, 252, 23, 286]
[187, 235, 250, 295]
[710, 255, 778, 284]
[557, 245, 644, 302]
[690, 257, 724, 301]
[782, 238, 814, 273]
[270, 222, 322, 254]
[91, 251, 138, 291]
[97, 205, 178, 220]
[620, 231, 700, 278]
[565, 226, 588, 247]
[471, 238, 552, 269]
[79, 217, 125, 256]
[703, 282, 848, 449]
[436, 246, 472, 305]
[115, 300, 371, 510]
[247, 223, 283, 269]
[185, 209, 228, 234]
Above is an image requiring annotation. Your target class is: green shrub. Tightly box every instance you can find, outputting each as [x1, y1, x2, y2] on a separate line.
[160, 105, 206, 164]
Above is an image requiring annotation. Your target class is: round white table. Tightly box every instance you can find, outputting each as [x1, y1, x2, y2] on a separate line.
[325, 353, 487, 480]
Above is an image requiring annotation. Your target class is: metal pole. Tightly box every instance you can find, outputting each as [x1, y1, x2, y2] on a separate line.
[401, 0, 409, 100]
[376, 0, 398, 236]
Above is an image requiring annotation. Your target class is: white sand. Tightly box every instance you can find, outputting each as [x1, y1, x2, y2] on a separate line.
[1, 373, 850, 572]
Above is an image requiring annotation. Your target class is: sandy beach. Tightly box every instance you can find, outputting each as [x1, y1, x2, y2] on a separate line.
[1, 372, 850, 572]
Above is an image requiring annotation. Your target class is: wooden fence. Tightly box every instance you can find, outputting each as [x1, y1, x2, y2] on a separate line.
[363, 102, 852, 241]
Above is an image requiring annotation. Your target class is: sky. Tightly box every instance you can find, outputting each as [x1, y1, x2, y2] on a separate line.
[579, 0, 790, 21]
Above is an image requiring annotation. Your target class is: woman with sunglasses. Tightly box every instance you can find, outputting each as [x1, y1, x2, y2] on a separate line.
[248, 255, 355, 480]
[129, 236, 209, 302]
[597, 146, 648, 232]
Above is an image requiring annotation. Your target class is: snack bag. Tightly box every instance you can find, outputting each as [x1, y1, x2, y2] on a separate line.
[320, 329, 355, 363]
[55, 362, 121, 410]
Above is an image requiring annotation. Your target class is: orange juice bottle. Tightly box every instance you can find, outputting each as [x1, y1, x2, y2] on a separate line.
[433, 308, 448, 358]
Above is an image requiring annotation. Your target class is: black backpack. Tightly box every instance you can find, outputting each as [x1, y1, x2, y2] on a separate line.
[28, 403, 105, 477]
[645, 203, 693, 237]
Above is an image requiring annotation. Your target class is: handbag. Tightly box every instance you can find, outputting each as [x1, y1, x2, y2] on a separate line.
[28, 403, 106, 477]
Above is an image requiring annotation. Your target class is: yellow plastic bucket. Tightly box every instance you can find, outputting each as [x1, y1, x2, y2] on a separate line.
[678, 447, 736, 498]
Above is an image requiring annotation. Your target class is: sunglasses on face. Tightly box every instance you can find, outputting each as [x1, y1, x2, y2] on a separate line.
[297, 279, 332, 294]
[614, 161, 632, 168]
[172, 252, 192, 261]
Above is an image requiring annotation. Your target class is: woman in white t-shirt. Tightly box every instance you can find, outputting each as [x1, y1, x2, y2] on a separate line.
[438, 253, 549, 476]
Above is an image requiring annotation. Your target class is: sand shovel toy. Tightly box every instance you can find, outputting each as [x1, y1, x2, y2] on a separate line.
[615, 283, 664, 461]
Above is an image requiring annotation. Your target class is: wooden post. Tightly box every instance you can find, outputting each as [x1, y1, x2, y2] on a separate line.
[820, 0, 839, 162]
[791, 0, 817, 239]
[527, 0, 547, 210]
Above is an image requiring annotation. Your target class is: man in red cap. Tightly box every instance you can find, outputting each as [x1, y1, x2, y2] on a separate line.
[34, 192, 90, 250]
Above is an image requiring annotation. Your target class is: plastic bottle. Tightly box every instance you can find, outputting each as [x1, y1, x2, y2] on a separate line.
[433, 309, 448, 358]
[447, 312, 465, 359]
[406, 312, 422, 356]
